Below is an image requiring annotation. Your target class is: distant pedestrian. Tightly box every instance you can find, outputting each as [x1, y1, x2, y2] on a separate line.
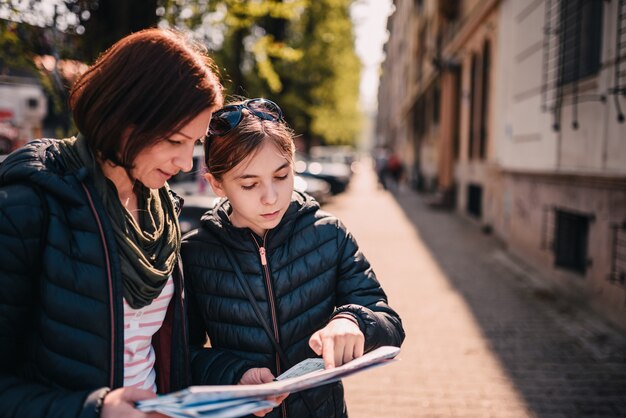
[0, 28, 223, 417]
[182, 98, 405, 418]
[374, 146, 389, 189]
[386, 151, 404, 190]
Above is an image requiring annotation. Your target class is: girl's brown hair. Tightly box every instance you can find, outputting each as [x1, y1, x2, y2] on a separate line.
[69, 28, 223, 167]
[204, 104, 295, 181]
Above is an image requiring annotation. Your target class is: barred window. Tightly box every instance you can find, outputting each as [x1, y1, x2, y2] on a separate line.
[554, 209, 591, 274]
[541, 0, 605, 130]
[558, 0, 603, 85]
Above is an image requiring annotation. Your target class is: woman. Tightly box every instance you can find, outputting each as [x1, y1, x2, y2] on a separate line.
[0, 29, 222, 417]
[182, 98, 405, 417]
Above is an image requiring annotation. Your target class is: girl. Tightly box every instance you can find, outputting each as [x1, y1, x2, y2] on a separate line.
[0, 29, 222, 417]
[182, 98, 405, 418]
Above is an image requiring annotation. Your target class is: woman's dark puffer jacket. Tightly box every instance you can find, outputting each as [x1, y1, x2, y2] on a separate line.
[182, 191, 405, 418]
[0, 139, 190, 417]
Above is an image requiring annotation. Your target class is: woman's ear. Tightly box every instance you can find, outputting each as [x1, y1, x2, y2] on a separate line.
[204, 173, 226, 197]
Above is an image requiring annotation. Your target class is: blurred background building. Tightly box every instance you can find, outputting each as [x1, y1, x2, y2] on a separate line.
[377, 0, 626, 330]
[0, 73, 46, 153]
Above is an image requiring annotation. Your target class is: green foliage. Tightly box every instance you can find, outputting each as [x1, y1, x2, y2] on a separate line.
[297, 0, 361, 145]
[1, 0, 363, 147]
[160, 0, 362, 148]
[0, 20, 41, 76]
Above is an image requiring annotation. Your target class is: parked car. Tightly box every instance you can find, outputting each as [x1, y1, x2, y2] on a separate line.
[178, 194, 220, 235]
[310, 145, 356, 168]
[294, 152, 351, 195]
[294, 174, 331, 204]
[168, 145, 215, 197]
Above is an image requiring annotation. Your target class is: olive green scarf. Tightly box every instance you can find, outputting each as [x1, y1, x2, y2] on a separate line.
[58, 135, 181, 309]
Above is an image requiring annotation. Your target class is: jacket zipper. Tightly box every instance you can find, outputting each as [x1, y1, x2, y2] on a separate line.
[251, 233, 287, 418]
[82, 183, 116, 388]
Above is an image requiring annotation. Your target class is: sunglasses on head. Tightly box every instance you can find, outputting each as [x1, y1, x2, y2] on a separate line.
[207, 98, 284, 137]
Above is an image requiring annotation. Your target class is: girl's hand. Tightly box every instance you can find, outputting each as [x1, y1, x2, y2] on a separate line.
[308, 316, 365, 369]
[238, 368, 289, 417]
[100, 387, 167, 418]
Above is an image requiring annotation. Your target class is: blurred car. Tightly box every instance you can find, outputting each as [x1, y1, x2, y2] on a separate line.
[310, 145, 356, 167]
[294, 174, 331, 204]
[168, 145, 214, 197]
[294, 152, 351, 195]
[178, 194, 219, 235]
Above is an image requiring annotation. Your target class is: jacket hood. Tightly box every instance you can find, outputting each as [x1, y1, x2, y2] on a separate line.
[199, 190, 320, 250]
[0, 138, 91, 205]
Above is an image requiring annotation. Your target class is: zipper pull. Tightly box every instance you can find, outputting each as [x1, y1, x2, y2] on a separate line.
[259, 247, 267, 266]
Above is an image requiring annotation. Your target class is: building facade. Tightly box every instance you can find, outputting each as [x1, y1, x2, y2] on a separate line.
[493, 0, 626, 329]
[377, 0, 626, 330]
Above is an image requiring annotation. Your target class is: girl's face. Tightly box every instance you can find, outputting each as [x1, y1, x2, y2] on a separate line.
[131, 108, 214, 189]
[205, 141, 294, 237]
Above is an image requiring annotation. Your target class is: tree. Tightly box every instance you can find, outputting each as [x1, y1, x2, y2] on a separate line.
[160, 0, 303, 94]
[1, 0, 363, 147]
[0, 0, 160, 63]
[286, 0, 361, 146]
[79, 0, 160, 61]
[160, 0, 361, 148]
[1, 0, 162, 136]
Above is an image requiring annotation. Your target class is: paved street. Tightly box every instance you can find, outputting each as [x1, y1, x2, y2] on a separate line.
[323, 159, 626, 418]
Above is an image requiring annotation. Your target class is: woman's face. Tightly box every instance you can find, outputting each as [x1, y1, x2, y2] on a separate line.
[132, 108, 214, 189]
[205, 141, 294, 237]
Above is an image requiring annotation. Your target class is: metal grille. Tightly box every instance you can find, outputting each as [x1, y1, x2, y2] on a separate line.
[541, 0, 604, 131]
[609, 222, 626, 287]
[542, 207, 595, 276]
[541, 205, 556, 251]
[609, 0, 626, 122]
[553, 209, 591, 274]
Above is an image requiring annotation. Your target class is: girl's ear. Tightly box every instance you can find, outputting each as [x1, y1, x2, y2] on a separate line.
[204, 173, 226, 197]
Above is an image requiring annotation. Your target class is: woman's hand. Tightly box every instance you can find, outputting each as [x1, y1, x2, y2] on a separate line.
[239, 368, 289, 417]
[308, 316, 365, 369]
[100, 387, 167, 418]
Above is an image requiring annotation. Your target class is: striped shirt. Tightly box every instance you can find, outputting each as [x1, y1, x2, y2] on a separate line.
[122, 276, 174, 392]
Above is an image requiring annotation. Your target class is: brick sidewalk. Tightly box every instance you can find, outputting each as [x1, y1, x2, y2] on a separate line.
[323, 160, 626, 418]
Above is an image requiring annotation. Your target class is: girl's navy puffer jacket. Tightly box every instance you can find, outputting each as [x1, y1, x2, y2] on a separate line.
[182, 191, 405, 418]
[0, 139, 190, 417]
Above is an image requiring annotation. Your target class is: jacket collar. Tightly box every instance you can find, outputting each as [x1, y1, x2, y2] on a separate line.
[201, 191, 319, 249]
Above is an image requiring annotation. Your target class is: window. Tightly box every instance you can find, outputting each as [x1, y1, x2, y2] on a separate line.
[609, 222, 626, 286]
[27, 98, 39, 109]
[466, 183, 482, 218]
[554, 209, 591, 274]
[541, 0, 605, 130]
[479, 40, 490, 159]
[468, 53, 479, 159]
[433, 85, 440, 125]
[558, 0, 603, 85]
[416, 25, 427, 82]
[413, 98, 425, 137]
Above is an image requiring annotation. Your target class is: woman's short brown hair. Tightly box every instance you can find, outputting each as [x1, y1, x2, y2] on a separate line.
[204, 103, 295, 181]
[69, 28, 223, 167]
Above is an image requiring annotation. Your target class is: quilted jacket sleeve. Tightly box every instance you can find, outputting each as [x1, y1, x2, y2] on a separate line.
[184, 249, 256, 386]
[0, 184, 107, 418]
[332, 219, 405, 352]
